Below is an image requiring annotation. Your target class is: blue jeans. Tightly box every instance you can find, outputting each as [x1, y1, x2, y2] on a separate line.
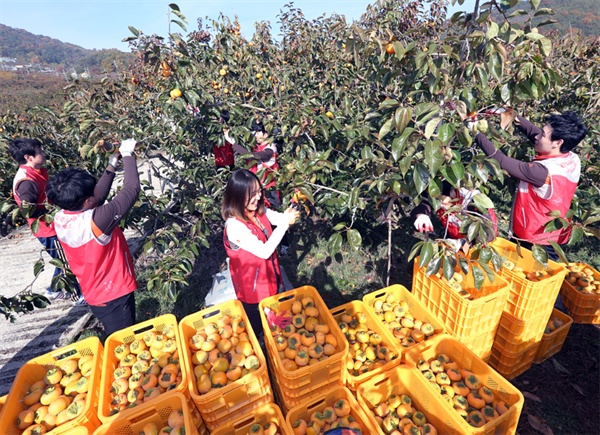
[37, 236, 62, 279]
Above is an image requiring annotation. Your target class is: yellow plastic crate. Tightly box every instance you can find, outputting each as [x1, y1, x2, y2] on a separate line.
[259, 286, 348, 405]
[179, 299, 273, 431]
[60, 428, 90, 435]
[356, 364, 466, 435]
[0, 394, 6, 415]
[330, 300, 401, 391]
[489, 341, 538, 381]
[0, 336, 103, 435]
[98, 314, 187, 423]
[493, 310, 550, 354]
[412, 259, 510, 340]
[458, 328, 496, 361]
[362, 284, 446, 361]
[92, 392, 201, 435]
[209, 402, 290, 435]
[491, 238, 567, 320]
[534, 308, 573, 364]
[286, 385, 372, 434]
[405, 335, 524, 435]
[561, 262, 600, 324]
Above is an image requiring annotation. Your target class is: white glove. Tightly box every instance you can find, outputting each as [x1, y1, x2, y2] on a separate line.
[465, 119, 478, 133]
[223, 129, 235, 144]
[485, 107, 506, 115]
[414, 214, 434, 233]
[119, 139, 137, 156]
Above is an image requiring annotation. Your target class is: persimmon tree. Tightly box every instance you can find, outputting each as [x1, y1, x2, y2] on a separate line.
[0, 0, 598, 319]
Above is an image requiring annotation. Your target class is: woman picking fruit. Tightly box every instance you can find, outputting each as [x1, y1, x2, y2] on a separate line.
[222, 169, 299, 340]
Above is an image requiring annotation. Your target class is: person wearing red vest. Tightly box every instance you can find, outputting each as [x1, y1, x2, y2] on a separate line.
[224, 119, 281, 206]
[474, 111, 588, 261]
[214, 109, 235, 168]
[46, 139, 140, 336]
[9, 138, 86, 304]
[222, 169, 299, 339]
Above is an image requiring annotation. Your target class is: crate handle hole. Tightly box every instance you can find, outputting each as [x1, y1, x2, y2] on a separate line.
[133, 324, 155, 335]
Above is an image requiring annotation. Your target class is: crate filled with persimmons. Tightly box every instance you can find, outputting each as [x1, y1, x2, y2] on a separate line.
[533, 308, 573, 364]
[97, 314, 187, 424]
[92, 392, 205, 435]
[0, 337, 103, 435]
[362, 284, 446, 360]
[179, 299, 272, 431]
[286, 385, 372, 435]
[259, 286, 348, 413]
[209, 402, 290, 435]
[356, 364, 467, 435]
[560, 262, 600, 324]
[405, 335, 524, 435]
[329, 300, 402, 392]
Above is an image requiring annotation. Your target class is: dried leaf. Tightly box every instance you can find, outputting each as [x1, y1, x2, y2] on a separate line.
[527, 415, 554, 435]
[522, 391, 542, 402]
[551, 359, 570, 374]
[571, 383, 586, 396]
[500, 108, 518, 130]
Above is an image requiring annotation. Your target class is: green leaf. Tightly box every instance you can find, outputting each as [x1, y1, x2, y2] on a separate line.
[346, 229, 362, 250]
[529, 0, 541, 10]
[450, 161, 465, 182]
[425, 140, 444, 176]
[480, 247, 492, 263]
[426, 257, 442, 276]
[424, 117, 440, 140]
[391, 128, 415, 161]
[472, 193, 494, 210]
[128, 26, 140, 37]
[394, 108, 412, 134]
[472, 265, 485, 290]
[379, 117, 395, 140]
[332, 223, 346, 231]
[486, 22, 499, 40]
[33, 259, 45, 277]
[567, 226, 584, 245]
[379, 99, 400, 110]
[413, 164, 431, 196]
[438, 123, 455, 145]
[549, 241, 569, 264]
[442, 256, 455, 281]
[419, 243, 434, 268]
[326, 233, 343, 256]
[538, 37, 552, 57]
[408, 241, 424, 262]
[532, 244, 548, 266]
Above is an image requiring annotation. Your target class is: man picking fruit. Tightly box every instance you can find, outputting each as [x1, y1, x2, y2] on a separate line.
[472, 110, 588, 261]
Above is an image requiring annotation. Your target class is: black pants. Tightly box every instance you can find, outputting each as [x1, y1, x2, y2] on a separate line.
[89, 292, 136, 337]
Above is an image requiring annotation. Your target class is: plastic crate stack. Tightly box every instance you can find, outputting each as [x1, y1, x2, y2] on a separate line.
[259, 286, 349, 413]
[489, 238, 567, 379]
[560, 262, 600, 324]
[405, 335, 525, 435]
[0, 337, 103, 435]
[534, 308, 573, 364]
[179, 299, 273, 432]
[412, 258, 511, 360]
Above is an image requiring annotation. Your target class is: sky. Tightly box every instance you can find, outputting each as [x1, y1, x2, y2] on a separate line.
[0, 0, 477, 52]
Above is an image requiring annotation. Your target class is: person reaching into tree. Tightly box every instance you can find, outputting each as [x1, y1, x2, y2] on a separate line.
[46, 139, 140, 336]
[221, 169, 299, 341]
[224, 119, 281, 207]
[472, 110, 588, 261]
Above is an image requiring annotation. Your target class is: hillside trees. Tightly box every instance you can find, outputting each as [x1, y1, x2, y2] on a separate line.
[0, 0, 598, 319]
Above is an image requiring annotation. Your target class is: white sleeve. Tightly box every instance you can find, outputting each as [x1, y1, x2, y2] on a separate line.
[226, 215, 289, 260]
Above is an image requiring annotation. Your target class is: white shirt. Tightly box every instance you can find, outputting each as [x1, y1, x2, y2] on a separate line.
[225, 208, 289, 260]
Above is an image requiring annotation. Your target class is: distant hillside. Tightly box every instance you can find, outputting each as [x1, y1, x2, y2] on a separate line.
[537, 0, 599, 37]
[0, 24, 133, 73]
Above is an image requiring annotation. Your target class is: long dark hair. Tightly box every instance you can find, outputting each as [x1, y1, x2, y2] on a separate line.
[221, 169, 265, 221]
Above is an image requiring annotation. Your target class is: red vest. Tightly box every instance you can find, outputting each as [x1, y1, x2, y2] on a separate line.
[53, 209, 137, 306]
[249, 141, 279, 189]
[436, 189, 498, 240]
[213, 141, 234, 166]
[12, 166, 56, 238]
[512, 152, 580, 245]
[224, 213, 282, 304]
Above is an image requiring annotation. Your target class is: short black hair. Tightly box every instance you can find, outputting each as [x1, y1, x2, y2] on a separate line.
[47, 168, 97, 211]
[546, 111, 588, 153]
[251, 119, 266, 134]
[9, 138, 43, 165]
[220, 110, 230, 124]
